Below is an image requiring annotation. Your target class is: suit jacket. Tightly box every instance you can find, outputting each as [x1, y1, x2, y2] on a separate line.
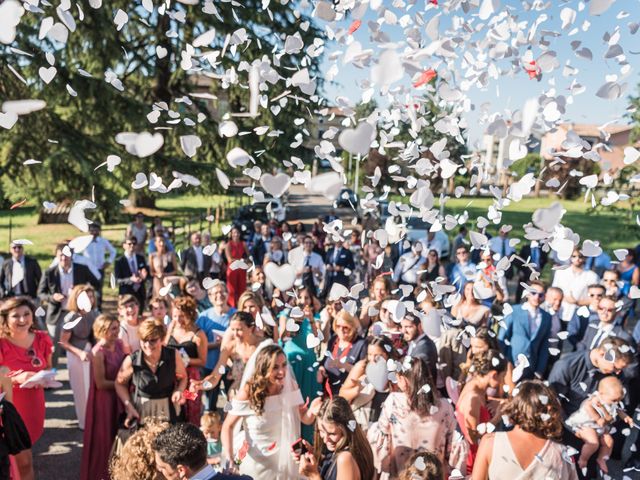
[408, 334, 438, 382]
[250, 236, 272, 266]
[324, 247, 355, 286]
[114, 254, 148, 296]
[499, 304, 552, 375]
[576, 322, 633, 351]
[181, 246, 212, 280]
[0, 256, 42, 299]
[37, 263, 100, 325]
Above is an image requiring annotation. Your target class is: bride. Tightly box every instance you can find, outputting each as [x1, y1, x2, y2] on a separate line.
[221, 342, 320, 479]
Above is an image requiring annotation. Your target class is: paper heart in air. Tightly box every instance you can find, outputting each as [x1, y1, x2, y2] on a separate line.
[624, 147, 640, 166]
[226, 147, 252, 167]
[134, 132, 164, 158]
[159, 284, 171, 297]
[549, 237, 574, 262]
[629, 286, 640, 300]
[328, 282, 349, 302]
[215, 168, 230, 190]
[114, 9, 128, 30]
[0, 112, 18, 130]
[578, 174, 598, 189]
[338, 122, 375, 156]
[581, 240, 602, 257]
[439, 159, 459, 179]
[264, 262, 296, 291]
[613, 249, 628, 261]
[180, 135, 201, 158]
[35, 306, 46, 317]
[365, 356, 388, 392]
[532, 202, 565, 232]
[285, 318, 300, 333]
[39, 66, 57, 84]
[260, 173, 291, 198]
[63, 313, 83, 331]
[306, 333, 321, 349]
[307, 172, 343, 200]
[156, 46, 167, 59]
[386, 300, 406, 324]
[131, 172, 148, 189]
[202, 277, 216, 290]
[243, 166, 261, 181]
[509, 138, 527, 160]
[218, 121, 238, 138]
[106, 155, 121, 172]
[77, 290, 92, 312]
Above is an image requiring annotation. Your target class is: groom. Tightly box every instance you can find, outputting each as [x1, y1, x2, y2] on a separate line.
[153, 423, 252, 480]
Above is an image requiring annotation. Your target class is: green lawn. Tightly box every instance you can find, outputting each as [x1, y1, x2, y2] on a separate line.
[391, 194, 640, 252]
[0, 194, 249, 268]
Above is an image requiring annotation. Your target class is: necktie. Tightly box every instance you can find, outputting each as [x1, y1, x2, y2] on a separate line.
[591, 328, 605, 349]
[129, 256, 136, 274]
[501, 238, 506, 258]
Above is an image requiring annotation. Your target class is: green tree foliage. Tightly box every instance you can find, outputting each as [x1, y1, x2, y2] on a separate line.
[0, 1, 324, 219]
[509, 153, 541, 178]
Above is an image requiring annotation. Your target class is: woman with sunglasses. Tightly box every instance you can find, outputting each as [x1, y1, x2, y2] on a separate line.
[115, 319, 187, 427]
[0, 297, 53, 444]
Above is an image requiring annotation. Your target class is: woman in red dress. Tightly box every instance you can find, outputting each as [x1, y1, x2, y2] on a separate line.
[225, 227, 249, 308]
[0, 297, 53, 445]
[80, 314, 126, 480]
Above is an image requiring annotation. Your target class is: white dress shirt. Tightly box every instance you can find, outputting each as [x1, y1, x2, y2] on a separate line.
[292, 251, 325, 287]
[589, 322, 615, 350]
[83, 236, 116, 270]
[552, 267, 599, 322]
[393, 252, 426, 285]
[419, 237, 444, 258]
[522, 302, 542, 336]
[59, 265, 74, 309]
[193, 246, 204, 272]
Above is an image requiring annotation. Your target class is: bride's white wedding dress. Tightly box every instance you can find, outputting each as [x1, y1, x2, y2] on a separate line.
[229, 339, 304, 480]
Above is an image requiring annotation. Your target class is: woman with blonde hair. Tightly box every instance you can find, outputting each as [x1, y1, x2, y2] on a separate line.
[115, 319, 187, 426]
[59, 283, 99, 430]
[110, 417, 170, 480]
[80, 314, 126, 480]
[221, 343, 319, 479]
[294, 396, 375, 480]
[318, 310, 367, 396]
[238, 290, 279, 340]
[472, 380, 578, 480]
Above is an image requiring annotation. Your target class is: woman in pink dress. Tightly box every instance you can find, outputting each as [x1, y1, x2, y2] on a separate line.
[225, 227, 249, 308]
[0, 297, 53, 445]
[80, 314, 126, 480]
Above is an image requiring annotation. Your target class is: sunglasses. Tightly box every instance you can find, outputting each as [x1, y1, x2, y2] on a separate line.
[11, 245, 23, 250]
[27, 348, 43, 368]
[141, 337, 161, 346]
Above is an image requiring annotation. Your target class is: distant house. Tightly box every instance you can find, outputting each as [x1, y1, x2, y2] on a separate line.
[539, 123, 634, 173]
[480, 132, 540, 184]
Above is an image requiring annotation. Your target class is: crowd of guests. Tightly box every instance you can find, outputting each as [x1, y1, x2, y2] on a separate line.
[0, 211, 640, 480]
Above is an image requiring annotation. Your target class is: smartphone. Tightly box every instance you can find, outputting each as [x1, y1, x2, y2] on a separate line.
[291, 438, 307, 455]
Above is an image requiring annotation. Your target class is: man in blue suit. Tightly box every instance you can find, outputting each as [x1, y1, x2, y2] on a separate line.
[498, 280, 552, 379]
[322, 238, 355, 297]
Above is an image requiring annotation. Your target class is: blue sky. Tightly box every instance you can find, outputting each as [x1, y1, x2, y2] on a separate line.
[320, 1, 640, 146]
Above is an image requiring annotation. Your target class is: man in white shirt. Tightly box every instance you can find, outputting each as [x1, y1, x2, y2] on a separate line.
[418, 232, 444, 259]
[552, 248, 599, 322]
[291, 236, 325, 296]
[393, 242, 426, 286]
[82, 223, 116, 308]
[181, 232, 212, 282]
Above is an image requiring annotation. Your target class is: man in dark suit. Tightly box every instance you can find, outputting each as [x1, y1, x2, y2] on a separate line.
[400, 313, 438, 382]
[323, 238, 355, 297]
[250, 224, 273, 266]
[114, 236, 149, 311]
[390, 238, 411, 267]
[37, 243, 100, 366]
[152, 422, 251, 480]
[576, 295, 633, 351]
[0, 241, 42, 299]
[498, 280, 552, 379]
[181, 232, 212, 282]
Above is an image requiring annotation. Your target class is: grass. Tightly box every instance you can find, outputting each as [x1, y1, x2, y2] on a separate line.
[391, 194, 640, 251]
[0, 193, 250, 269]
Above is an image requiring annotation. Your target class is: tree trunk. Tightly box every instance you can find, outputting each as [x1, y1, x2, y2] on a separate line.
[129, 191, 156, 209]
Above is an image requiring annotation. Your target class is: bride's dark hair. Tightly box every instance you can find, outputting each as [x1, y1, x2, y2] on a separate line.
[246, 344, 285, 415]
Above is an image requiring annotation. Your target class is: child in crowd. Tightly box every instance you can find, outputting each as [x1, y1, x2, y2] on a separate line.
[148, 296, 171, 326]
[200, 411, 222, 467]
[566, 376, 633, 473]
